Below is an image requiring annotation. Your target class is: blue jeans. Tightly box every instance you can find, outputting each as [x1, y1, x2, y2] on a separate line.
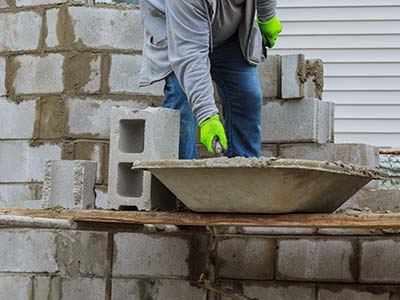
[163, 33, 263, 159]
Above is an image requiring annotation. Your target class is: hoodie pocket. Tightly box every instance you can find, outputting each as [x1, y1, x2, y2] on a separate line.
[248, 22, 267, 65]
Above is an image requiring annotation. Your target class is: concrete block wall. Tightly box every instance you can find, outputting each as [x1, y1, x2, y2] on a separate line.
[0, 1, 160, 208]
[1, 225, 400, 299]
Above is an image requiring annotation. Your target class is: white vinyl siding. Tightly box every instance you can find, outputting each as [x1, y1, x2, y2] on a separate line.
[271, 0, 400, 148]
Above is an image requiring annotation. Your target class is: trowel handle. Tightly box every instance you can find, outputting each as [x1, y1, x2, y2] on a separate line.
[212, 136, 224, 155]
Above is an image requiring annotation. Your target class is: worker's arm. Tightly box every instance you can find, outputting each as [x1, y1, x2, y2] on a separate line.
[256, 0, 282, 48]
[165, 0, 218, 125]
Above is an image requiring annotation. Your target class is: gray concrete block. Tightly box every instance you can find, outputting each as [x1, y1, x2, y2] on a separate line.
[109, 54, 164, 95]
[45, 8, 59, 48]
[258, 55, 281, 99]
[56, 231, 109, 277]
[0, 0, 9, 8]
[318, 286, 391, 300]
[95, 188, 108, 209]
[0, 229, 58, 272]
[360, 239, 400, 283]
[33, 276, 61, 300]
[281, 54, 306, 99]
[262, 99, 335, 143]
[0, 274, 32, 300]
[0, 141, 62, 182]
[0, 11, 42, 51]
[240, 282, 316, 300]
[13, 54, 64, 94]
[24, 199, 47, 209]
[277, 238, 356, 281]
[340, 189, 400, 212]
[260, 144, 279, 157]
[216, 237, 275, 280]
[0, 184, 37, 208]
[67, 98, 148, 139]
[239, 227, 316, 235]
[42, 160, 97, 209]
[61, 277, 105, 300]
[0, 97, 37, 138]
[108, 107, 179, 210]
[68, 7, 144, 50]
[74, 142, 107, 185]
[113, 233, 207, 278]
[112, 279, 206, 300]
[0, 57, 5, 96]
[279, 143, 379, 167]
[317, 228, 381, 236]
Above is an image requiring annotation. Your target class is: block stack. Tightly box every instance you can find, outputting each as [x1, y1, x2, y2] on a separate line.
[258, 54, 379, 169]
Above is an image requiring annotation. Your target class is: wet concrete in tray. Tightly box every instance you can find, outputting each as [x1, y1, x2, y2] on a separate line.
[133, 158, 388, 214]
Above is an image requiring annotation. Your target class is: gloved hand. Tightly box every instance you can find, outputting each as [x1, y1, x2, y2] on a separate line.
[200, 115, 228, 154]
[256, 15, 282, 48]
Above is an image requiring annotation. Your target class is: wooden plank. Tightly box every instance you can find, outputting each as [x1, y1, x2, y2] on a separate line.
[1, 209, 400, 229]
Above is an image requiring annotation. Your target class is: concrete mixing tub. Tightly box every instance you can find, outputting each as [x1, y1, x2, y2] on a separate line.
[132, 158, 387, 213]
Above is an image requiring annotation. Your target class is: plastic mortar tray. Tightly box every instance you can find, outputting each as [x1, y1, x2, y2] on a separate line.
[132, 157, 387, 214]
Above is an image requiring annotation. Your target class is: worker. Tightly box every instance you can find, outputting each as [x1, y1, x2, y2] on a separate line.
[139, 0, 282, 159]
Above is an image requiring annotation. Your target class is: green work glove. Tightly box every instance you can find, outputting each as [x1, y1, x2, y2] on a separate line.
[256, 15, 282, 48]
[199, 115, 228, 154]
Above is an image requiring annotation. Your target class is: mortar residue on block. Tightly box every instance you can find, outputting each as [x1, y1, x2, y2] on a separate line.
[108, 106, 180, 210]
[74, 142, 107, 185]
[132, 157, 386, 213]
[0, 11, 42, 52]
[258, 55, 281, 99]
[42, 160, 97, 209]
[261, 99, 335, 144]
[0, 57, 6, 96]
[68, 6, 143, 50]
[318, 286, 394, 300]
[279, 143, 379, 168]
[239, 282, 316, 300]
[61, 277, 105, 300]
[109, 54, 164, 95]
[38, 96, 67, 139]
[305, 59, 324, 99]
[0, 97, 37, 139]
[13, 54, 64, 94]
[281, 54, 306, 99]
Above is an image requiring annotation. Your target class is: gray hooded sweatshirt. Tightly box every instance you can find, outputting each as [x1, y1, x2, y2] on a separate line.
[139, 0, 277, 124]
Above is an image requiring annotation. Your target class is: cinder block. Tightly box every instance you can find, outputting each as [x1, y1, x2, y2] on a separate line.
[317, 228, 380, 236]
[0, 274, 32, 300]
[0, 141, 62, 182]
[237, 282, 316, 300]
[42, 160, 97, 209]
[45, 8, 60, 48]
[279, 143, 379, 167]
[0, 57, 5, 95]
[0, 11, 42, 51]
[68, 7, 143, 50]
[113, 233, 207, 278]
[258, 55, 281, 99]
[0, 184, 36, 208]
[95, 188, 108, 209]
[74, 142, 107, 184]
[340, 189, 400, 212]
[360, 239, 400, 283]
[304, 59, 324, 99]
[13, 54, 64, 94]
[67, 98, 148, 139]
[318, 286, 391, 300]
[112, 279, 206, 300]
[108, 107, 179, 211]
[33, 276, 61, 300]
[216, 237, 275, 280]
[281, 54, 306, 99]
[277, 238, 356, 282]
[0, 97, 37, 138]
[260, 144, 279, 157]
[0, 0, 9, 8]
[0, 229, 58, 272]
[24, 200, 47, 209]
[262, 99, 335, 143]
[61, 277, 105, 300]
[109, 54, 164, 95]
[56, 231, 109, 277]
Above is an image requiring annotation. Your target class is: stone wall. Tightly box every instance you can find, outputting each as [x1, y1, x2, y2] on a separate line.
[1, 225, 400, 299]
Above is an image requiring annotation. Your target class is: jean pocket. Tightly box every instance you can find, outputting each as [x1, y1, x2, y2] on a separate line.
[146, 35, 168, 50]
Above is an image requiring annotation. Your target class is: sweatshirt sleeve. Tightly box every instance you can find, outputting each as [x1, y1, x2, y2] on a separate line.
[165, 0, 218, 124]
[257, 0, 277, 22]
